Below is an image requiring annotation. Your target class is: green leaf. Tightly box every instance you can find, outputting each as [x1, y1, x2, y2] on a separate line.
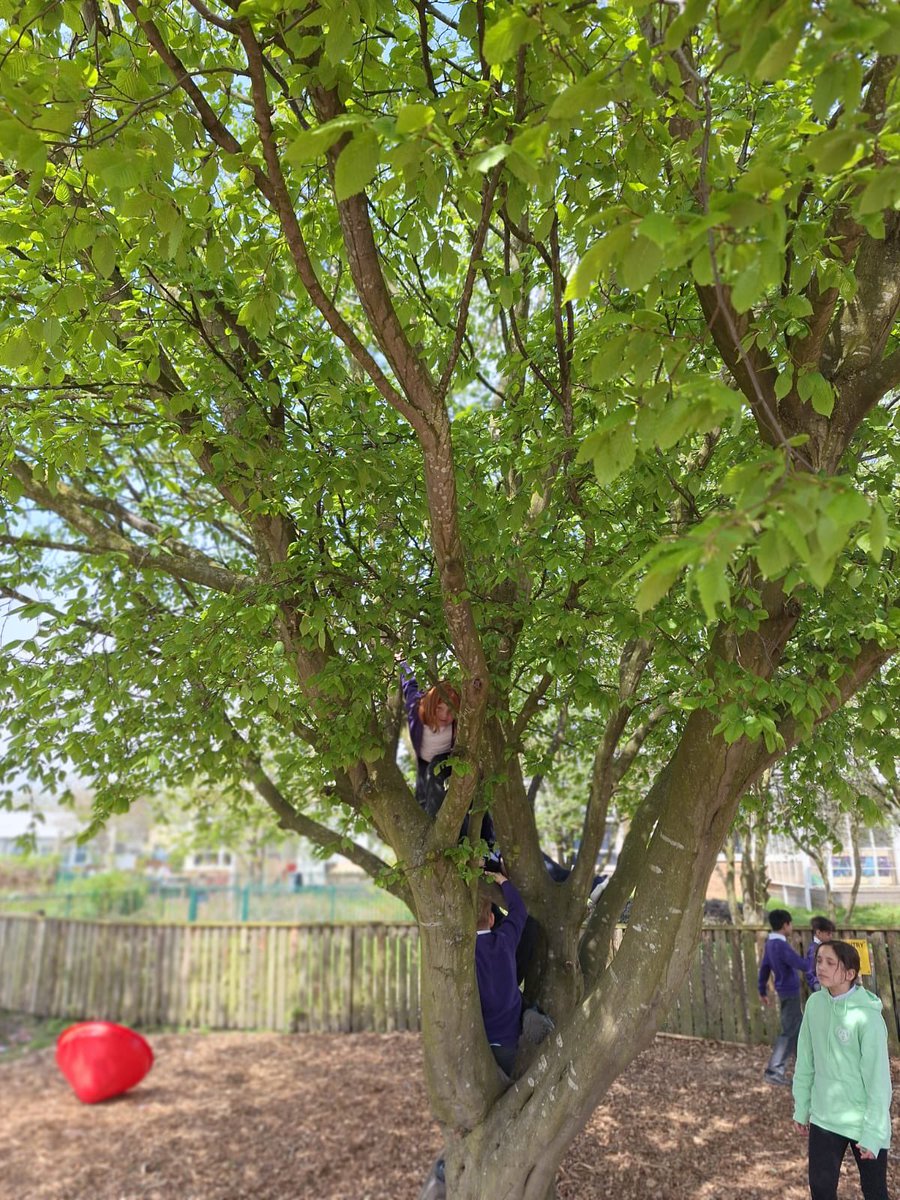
[756, 529, 792, 579]
[774, 368, 794, 400]
[635, 561, 681, 613]
[730, 260, 763, 314]
[578, 421, 636, 487]
[396, 104, 436, 135]
[590, 335, 629, 384]
[0, 330, 33, 369]
[856, 168, 900, 216]
[564, 226, 631, 300]
[867, 502, 888, 563]
[469, 144, 510, 174]
[797, 371, 834, 417]
[752, 28, 801, 82]
[693, 561, 730, 622]
[483, 13, 540, 64]
[285, 115, 366, 166]
[334, 131, 380, 201]
[325, 19, 355, 65]
[621, 235, 663, 292]
[92, 235, 117, 279]
[549, 79, 610, 119]
[637, 213, 678, 247]
[807, 130, 862, 175]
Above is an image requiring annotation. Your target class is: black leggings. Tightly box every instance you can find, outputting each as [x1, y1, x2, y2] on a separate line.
[808, 1122, 889, 1200]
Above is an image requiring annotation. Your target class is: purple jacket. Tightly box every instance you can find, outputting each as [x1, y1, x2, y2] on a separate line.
[758, 933, 808, 999]
[475, 880, 527, 1046]
[804, 939, 822, 992]
[400, 661, 456, 760]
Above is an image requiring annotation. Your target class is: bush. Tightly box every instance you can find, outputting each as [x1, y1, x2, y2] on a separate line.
[54, 871, 148, 918]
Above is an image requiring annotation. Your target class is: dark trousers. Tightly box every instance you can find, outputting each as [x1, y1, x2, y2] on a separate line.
[765, 993, 801, 1080]
[415, 755, 496, 847]
[490, 1043, 517, 1076]
[415, 753, 452, 818]
[808, 1122, 889, 1200]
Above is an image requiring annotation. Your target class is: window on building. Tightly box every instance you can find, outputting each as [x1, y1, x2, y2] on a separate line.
[831, 855, 853, 878]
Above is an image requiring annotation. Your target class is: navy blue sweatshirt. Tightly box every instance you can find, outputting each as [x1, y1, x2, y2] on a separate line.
[476, 879, 527, 1046]
[758, 933, 808, 999]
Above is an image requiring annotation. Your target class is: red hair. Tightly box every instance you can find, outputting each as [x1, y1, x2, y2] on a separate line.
[418, 681, 460, 732]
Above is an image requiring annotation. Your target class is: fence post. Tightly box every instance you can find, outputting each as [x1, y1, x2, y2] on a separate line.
[188, 887, 199, 923]
[241, 886, 250, 922]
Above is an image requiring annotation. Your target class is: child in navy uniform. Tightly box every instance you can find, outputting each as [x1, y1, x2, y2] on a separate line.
[804, 915, 836, 993]
[476, 872, 527, 1077]
[759, 908, 809, 1085]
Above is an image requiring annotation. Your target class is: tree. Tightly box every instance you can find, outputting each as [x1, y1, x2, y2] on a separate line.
[0, 3, 898, 1197]
[149, 783, 295, 883]
[779, 746, 900, 920]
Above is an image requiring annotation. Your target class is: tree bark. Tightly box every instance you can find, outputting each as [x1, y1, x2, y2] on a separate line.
[723, 833, 741, 926]
[846, 818, 863, 922]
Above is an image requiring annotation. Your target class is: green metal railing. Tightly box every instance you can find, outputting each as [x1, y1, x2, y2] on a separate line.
[0, 881, 413, 924]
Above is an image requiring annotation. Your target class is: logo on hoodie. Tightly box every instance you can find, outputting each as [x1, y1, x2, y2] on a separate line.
[836, 1026, 851, 1045]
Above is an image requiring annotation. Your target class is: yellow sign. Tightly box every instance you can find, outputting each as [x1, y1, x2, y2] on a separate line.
[846, 939, 872, 976]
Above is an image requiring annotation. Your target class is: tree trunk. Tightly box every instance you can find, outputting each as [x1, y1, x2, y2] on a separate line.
[846, 818, 863, 922]
[806, 844, 836, 919]
[739, 808, 770, 924]
[723, 833, 742, 925]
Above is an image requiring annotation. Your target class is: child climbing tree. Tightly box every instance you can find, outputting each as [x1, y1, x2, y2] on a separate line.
[0, 2, 898, 1197]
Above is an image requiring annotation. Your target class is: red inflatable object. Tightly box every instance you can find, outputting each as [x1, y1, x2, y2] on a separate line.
[56, 1021, 153, 1104]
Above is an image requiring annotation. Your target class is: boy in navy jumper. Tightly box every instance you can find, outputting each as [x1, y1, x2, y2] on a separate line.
[758, 908, 809, 1085]
[803, 914, 836, 992]
[476, 872, 527, 1077]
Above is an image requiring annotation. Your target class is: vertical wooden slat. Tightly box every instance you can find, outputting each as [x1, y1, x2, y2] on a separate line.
[179, 922, 195, 1027]
[374, 925, 387, 1033]
[714, 931, 736, 1043]
[209, 927, 223, 1029]
[280, 925, 292, 1032]
[411, 926, 421, 1031]
[869, 932, 899, 1055]
[396, 928, 409, 1032]
[264, 926, 276, 1032]
[730, 928, 749, 1043]
[690, 934, 707, 1039]
[73, 919, 91, 1019]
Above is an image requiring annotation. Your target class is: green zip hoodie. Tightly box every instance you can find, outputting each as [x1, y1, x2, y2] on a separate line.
[792, 985, 892, 1154]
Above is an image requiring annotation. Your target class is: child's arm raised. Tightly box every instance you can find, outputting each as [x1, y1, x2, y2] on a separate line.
[489, 875, 528, 948]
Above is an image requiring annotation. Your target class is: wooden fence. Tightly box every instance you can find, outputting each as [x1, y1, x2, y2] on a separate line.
[2, 914, 899, 1050]
[0, 915, 420, 1034]
[661, 926, 900, 1055]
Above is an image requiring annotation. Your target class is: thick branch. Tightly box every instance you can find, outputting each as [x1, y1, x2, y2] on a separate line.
[242, 754, 413, 910]
[569, 639, 654, 900]
[9, 458, 251, 595]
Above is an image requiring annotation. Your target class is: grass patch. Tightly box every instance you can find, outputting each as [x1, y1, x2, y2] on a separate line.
[0, 1011, 70, 1061]
[764, 898, 900, 928]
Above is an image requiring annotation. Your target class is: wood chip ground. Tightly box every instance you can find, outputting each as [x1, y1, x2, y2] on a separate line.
[1, 1031, 897, 1199]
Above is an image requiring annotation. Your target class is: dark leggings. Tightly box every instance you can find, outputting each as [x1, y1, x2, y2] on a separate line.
[808, 1122, 889, 1200]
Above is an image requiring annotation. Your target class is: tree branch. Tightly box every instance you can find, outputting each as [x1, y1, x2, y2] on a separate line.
[439, 163, 504, 398]
[241, 754, 412, 909]
[8, 459, 252, 595]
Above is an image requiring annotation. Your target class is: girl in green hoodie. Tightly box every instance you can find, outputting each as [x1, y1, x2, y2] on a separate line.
[792, 940, 893, 1200]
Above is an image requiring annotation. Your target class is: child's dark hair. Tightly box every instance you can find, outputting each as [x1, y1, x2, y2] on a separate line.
[768, 908, 791, 931]
[810, 915, 837, 936]
[817, 939, 861, 981]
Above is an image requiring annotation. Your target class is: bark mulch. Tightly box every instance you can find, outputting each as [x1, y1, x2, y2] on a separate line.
[1, 1029, 897, 1199]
